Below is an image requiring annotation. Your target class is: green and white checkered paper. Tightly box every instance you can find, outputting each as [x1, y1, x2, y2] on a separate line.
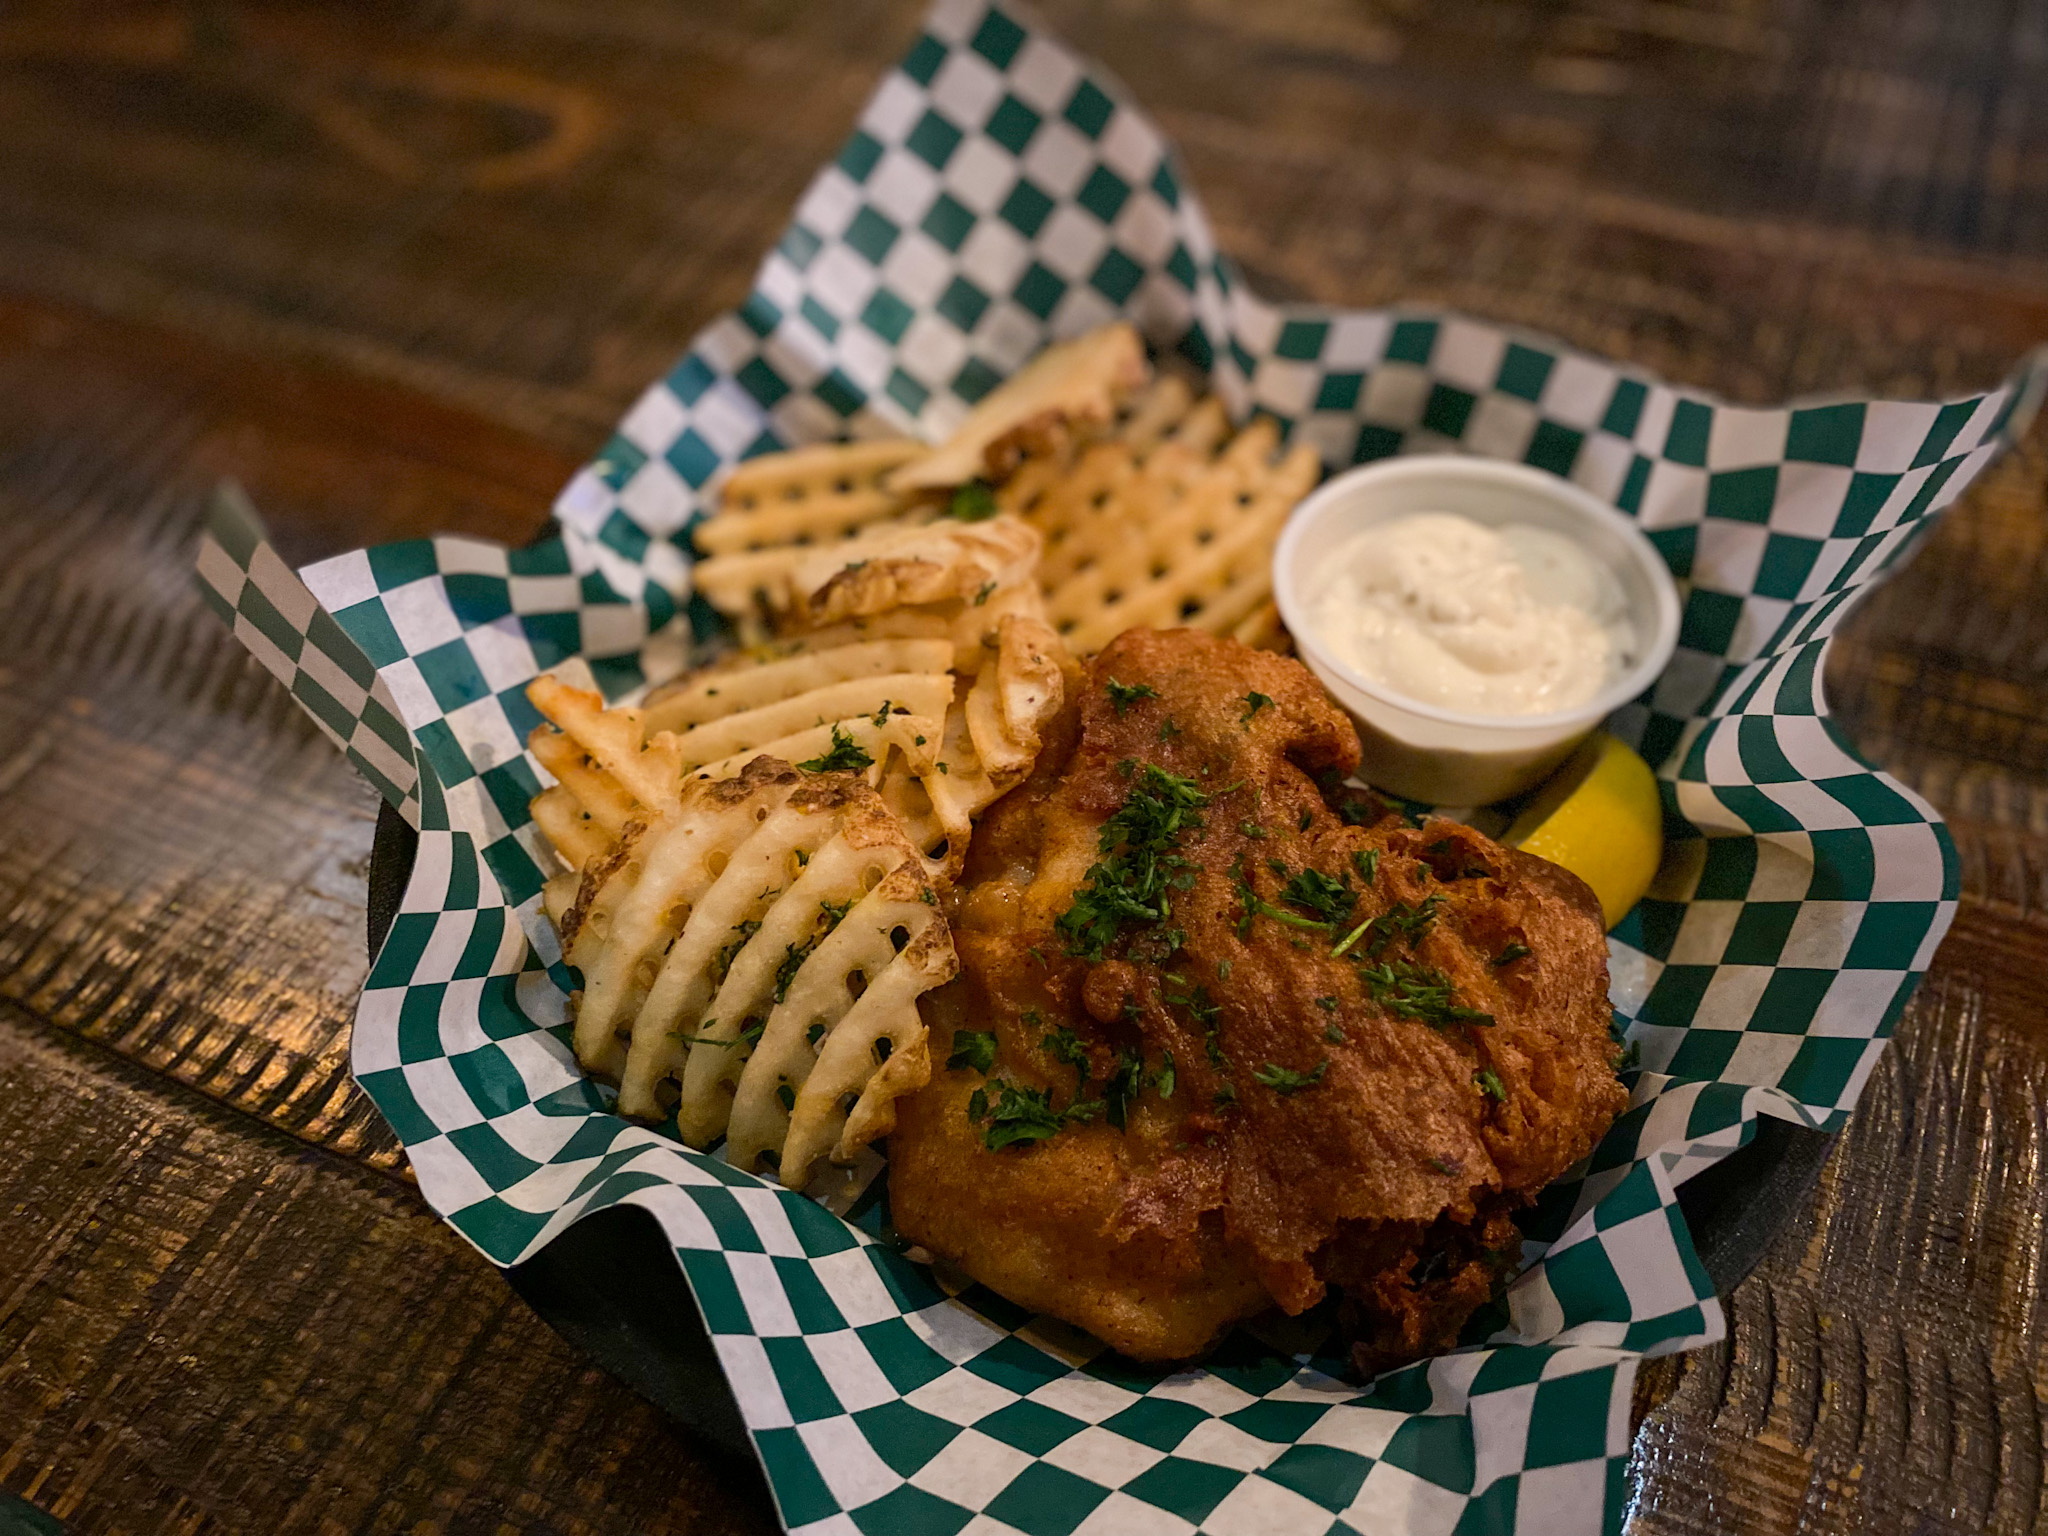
[195, 3, 2047, 1531]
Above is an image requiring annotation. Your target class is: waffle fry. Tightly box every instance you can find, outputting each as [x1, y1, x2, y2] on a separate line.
[963, 613, 1065, 778]
[887, 322, 1147, 492]
[694, 439, 927, 555]
[690, 439, 935, 640]
[643, 638, 955, 733]
[799, 516, 1042, 629]
[562, 756, 807, 1077]
[526, 668, 964, 879]
[572, 766, 953, 1188]
[997, 376, 1319, 655]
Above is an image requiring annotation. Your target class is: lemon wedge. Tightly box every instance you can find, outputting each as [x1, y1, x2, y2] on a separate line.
[1502, 733, 1664, 929]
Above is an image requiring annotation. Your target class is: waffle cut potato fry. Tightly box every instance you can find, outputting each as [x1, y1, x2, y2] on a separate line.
[560, 759, 956, 1188]
[689, 439, 936, 642]
[525, 618, 1071, 884]
[527, 655, 949, 872]
[885, 320, 1147, 492]
[996, 373, 1321, 654]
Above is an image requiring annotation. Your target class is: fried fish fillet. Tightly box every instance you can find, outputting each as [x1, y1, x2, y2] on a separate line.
[889, 627, 1627, 1366]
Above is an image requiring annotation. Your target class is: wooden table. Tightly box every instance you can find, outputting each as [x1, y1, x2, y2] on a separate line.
[2, 3, 2045, 1532]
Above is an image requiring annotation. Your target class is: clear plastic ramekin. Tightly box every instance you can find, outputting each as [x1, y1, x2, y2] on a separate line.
[1272, 456, 1681, 806]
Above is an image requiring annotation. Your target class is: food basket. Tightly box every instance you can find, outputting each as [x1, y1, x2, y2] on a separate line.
[196, 3, 2046, 1530]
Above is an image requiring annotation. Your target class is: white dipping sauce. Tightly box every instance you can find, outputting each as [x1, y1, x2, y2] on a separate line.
[1310, 512, 1633, 716]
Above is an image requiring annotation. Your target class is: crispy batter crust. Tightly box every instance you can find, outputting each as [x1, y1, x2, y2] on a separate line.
[888, 628, 1627, 1364]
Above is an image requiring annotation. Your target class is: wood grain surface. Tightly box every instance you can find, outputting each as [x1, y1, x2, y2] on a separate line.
[1, 2, 2045, 1533]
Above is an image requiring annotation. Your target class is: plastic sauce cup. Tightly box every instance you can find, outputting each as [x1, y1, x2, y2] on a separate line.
[1273, 456, 1682, 806]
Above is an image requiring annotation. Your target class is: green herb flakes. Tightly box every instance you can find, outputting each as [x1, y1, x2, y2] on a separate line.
[1359, 957, 1494, 1028]
[797, 723, 873, 774]
[1105, 677, 1158, 715]
[946, 1030, 997, 1074]
[947, 480, 999, 522]
[1254, 1058, 1328, 1095]
[1054, 762, 1211, 961]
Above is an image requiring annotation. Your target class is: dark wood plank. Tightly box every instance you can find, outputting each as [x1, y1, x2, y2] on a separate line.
[1629, 905, 2048, 1536]
[0, 292, 582, 1175]
[0, 1000, 776, 1535]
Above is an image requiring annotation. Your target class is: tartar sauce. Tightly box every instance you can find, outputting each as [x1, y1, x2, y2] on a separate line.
[1310, 512, 1633, 716]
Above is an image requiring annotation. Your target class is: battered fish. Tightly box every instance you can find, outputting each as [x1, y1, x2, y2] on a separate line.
[889, 628, 1627, 1368]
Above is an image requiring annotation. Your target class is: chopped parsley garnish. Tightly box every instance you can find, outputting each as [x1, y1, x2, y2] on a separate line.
[797, 723, 873, 774]
[1359, 958, 1494, 1028]
[1105, 678, 1158, 716]
[1104, 1047, 1146, 1129]
[969, 1081, 1099, 1150]
[1213, 1081, 1238, 1107]
[1280, 865, 1355, 926]
[1324, 1022, 1348, 1043]
[773, 941, 814, 1004]
[741, 1017, 767, 1047]
[1493, 941, 1532, 966]
[918, 887, 936, 906]
[1216, 958, 1233, 980]
[1045, 1025, 1092, 1097]
[1231, 855, 1333, 935]
[1428, 1155, 1460, 1175]
[973, 579, 996, 606]
[1314, 995, 1339, 1011]
[1355, 849, 1379, 885]
[666, 1019, 740, 1048]
[1238, 820, 1266, 839]
[1331, 893, 1442, 960]
[1164, 980, 1220, 1026]
[772, 899, 853, 1002]
[1054, 763, 1211, 961]
[710, 920, 761, 984]
[946, 480, 1000, 521]
[1475, 1067, 1508, 1102]
[1338, 799, 1380, 826]
[947, 1029, 997, 1074]
[870, 700, 893, 727]
[1157, 718, 1182, 741]
[1154, 1049, 1176, 1099]
[1129, 925, 1185, 965]
[1299, 809, 1314, 832]
[1254, 1058, 1328, 1095]
[1240, 691, 1273, 729]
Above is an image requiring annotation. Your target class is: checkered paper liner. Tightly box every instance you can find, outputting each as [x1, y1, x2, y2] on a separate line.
[193, 3, 2048, 1532]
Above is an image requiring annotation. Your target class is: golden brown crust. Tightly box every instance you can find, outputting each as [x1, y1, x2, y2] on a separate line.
[889, 628, 1627, 1363]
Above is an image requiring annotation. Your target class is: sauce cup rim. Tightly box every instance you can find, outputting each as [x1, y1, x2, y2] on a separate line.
[1272, 455, 1684, 733]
